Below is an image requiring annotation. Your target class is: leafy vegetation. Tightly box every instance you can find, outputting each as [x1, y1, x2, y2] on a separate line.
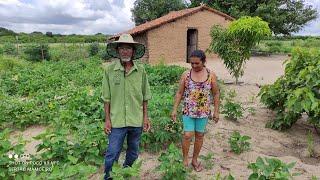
[221, 90, 244, 121]
[214, 172, 235, 180]
[110, 160, 142, 180]
[0, 27, 109, 43]
[0, 52, 190, 178]
[259, 48, 320, 131]
[248, 157, 298, 180]
[3, 43, 17, 55]
[23, 44, 50, 61]
[228, 131, 251, 154]
[1, 38, 319, 179]
[254, 38, 320, 54]
[89, 42, 100, 56]
[307, 130, 315, 157]
[157, 143, 188, 180]
[131, 0, 187, 26]
[199, 152, 214, 170]
[0, 129, 27, 179]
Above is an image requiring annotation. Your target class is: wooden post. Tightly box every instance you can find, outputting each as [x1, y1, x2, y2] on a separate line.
[41, 45, 44, 61]
[82, 43, 86, 59]
[15, 36, 19, 56]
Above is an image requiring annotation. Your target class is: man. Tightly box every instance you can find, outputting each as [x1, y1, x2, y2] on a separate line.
[101, 34, 151, 180]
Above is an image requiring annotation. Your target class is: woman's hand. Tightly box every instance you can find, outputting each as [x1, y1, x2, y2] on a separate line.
[171, 111, 177, 122]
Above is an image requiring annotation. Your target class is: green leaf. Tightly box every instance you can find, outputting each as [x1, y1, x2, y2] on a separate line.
[67, 155, 78, 164]
[248, 173, 259, 180]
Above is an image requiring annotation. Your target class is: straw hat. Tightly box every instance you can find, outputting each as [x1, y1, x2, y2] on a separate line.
[107, 34, 145, 60]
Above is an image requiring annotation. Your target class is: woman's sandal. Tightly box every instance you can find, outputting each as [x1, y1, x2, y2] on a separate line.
[191, 162, 204, 172]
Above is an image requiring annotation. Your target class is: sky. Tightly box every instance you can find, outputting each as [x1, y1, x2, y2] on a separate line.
[0, 0, 319, 35]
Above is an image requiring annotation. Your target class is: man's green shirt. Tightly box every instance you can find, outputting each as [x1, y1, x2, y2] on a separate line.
[101, 60, 151, 128]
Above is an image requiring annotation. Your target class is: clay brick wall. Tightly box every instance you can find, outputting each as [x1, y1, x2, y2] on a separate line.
[145, 10, 232, 64]
[133, 33, 149, 63]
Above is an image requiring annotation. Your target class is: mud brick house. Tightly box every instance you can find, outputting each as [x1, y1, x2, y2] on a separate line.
[109, 5, 234, 64]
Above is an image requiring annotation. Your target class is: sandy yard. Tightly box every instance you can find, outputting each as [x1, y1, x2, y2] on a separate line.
[11, 55, 320, 180]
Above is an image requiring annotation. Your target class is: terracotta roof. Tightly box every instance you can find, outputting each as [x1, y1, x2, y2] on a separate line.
[109, 5, 234, 40]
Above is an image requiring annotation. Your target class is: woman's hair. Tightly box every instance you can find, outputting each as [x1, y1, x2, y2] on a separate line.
[190, 50, 206, 63]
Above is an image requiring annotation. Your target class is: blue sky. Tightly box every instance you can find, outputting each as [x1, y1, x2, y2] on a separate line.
[0, 0, 319, 35]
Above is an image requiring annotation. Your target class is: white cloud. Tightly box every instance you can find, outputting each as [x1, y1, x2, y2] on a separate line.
[0, 0, 135, 35]
[0, 0, 318, 35]
[295, 0, 320, 35]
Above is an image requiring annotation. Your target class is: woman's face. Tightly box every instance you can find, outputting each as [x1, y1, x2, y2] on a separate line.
[190, 56, 205, 72]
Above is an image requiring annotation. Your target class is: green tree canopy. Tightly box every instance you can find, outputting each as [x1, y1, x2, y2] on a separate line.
[189, 0, 318, 35]
[131, 0, 187, 26]
[209, 16, 272, 84]
[0, 27, 16, 36]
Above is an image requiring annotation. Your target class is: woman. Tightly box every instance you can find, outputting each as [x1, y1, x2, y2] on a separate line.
[171, 50, 220, 172]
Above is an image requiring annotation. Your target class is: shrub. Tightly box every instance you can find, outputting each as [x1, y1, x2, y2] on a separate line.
[89, 42, 100, 56]
[259, 48, 320, 130]
[145, 63, 186, 86]
[3, 43, 16, 55]
[23, 44, 50, 61]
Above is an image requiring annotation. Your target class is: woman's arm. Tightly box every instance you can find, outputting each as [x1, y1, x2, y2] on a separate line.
[211, 72, 220, 122]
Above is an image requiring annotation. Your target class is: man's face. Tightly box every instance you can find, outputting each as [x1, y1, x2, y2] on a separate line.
[118, 44, 133, 61]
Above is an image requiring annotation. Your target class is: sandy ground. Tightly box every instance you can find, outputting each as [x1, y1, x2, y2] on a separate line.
[170, 55, 289, 85]
[10, 55, 320, 180]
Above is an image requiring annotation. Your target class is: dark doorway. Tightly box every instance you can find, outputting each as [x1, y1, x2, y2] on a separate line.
[186, 28, 198, 63]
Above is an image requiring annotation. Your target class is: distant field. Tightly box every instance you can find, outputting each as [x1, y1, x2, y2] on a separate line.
[1, 36, 320, 55]
[255, 38, 320, 54]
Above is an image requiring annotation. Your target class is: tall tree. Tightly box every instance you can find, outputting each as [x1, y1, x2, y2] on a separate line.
[131, 0, 187, 26]
[189, 0, 318, 35]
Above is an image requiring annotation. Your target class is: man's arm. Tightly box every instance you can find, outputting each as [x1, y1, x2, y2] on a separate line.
[142, 68, 151, 132]
[104, 102, 111, 121]
[143, 101, 150, 132]
[104, 102, 111, 134]
[102, 66, 112, 134]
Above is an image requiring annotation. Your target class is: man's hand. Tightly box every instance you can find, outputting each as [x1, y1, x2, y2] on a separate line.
[104, 120, 112, 134]
[171, 111, 177, 122]
[143, 118, 151, 132]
